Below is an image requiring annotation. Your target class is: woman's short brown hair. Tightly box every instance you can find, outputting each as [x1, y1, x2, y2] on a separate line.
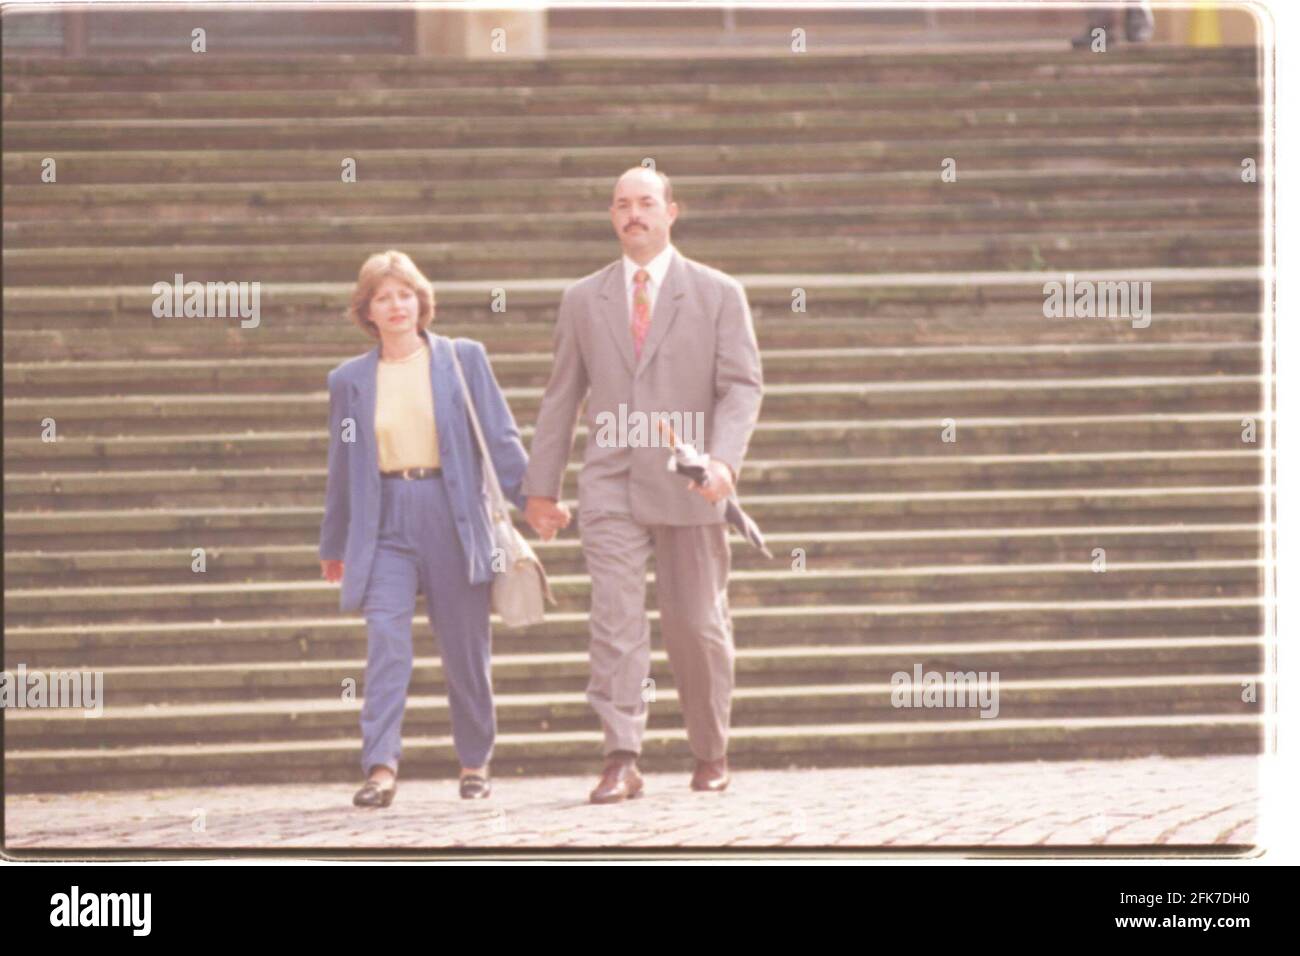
[348, 250, 436, 340]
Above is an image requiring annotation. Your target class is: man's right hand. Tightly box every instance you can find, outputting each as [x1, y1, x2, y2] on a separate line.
[320, 559, 344, 583]
[525, 496, 571, 541]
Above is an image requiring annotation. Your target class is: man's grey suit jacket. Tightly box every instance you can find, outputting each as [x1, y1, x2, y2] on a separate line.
[522, 249, 763, 525]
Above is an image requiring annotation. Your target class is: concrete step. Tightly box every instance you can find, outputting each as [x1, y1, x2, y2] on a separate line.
[0, 198, 1260, 249]
[5, 599, 1265, 668]
[0, 168, 1264, 221]
[3, 415, 1269, 474]
[5, 674, 1265, 749]
[3, 343, 1263, 397]
[1, 453, 1265, 512]
[2, 231, 1262, 286]
[0, 313, 1265, 363]
[7, 106, 1260, 153]
[1, 48, 1256, 94]
[0, 76, 1259, 121]
[0, 311, 1265, 365]
[1, 136, 1261, 186]
[2, 560, 1264, 626]
[1, 376, 1265, 436]
[0, 478, 1263, 538]
[2, 714, 1264, 792]
[0, 269, 1260, 330]
[7, 590, 1268, 665]
[2, 520, 1265, 588]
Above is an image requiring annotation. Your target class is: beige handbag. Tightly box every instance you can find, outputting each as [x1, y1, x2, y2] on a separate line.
[450, 345, 556, 628]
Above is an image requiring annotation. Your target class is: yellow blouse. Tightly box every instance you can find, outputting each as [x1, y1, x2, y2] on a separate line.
[374, 341, 440, 471]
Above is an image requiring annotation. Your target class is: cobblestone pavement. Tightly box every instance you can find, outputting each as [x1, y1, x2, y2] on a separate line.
[4, 756, 1259, 853]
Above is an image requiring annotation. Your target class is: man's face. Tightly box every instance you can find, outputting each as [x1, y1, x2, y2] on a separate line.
[610, 171, 678, 259]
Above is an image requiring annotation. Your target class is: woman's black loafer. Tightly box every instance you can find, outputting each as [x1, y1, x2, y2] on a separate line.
[353, 777, 397, 808]
[459, 774, 491, 800]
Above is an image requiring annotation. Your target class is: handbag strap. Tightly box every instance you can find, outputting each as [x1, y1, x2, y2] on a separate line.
[449, 341, 510, 520]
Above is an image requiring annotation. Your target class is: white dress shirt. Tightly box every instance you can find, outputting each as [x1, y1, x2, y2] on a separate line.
[622, 243, 676, 327]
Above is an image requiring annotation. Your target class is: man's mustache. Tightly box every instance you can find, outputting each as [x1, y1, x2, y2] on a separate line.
[624, 223, 646, 232]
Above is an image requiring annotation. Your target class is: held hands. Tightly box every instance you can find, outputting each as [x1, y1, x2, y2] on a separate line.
[525, 496, 572, 542]
[319, 497, 571, 580]
[690, 458, 736, 504]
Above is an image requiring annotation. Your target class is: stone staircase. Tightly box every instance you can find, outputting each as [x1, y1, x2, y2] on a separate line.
[2, 46, 1267, 792]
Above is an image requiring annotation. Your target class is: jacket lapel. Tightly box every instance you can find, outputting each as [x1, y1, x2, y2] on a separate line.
[596, 260, 637, 377]
[597, 251, 687, 377]
[425, 330, 463, 458]
[353, 346, 381, 487]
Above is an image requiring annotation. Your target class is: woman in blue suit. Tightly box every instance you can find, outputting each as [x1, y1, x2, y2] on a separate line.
[319, 250, 539, 807]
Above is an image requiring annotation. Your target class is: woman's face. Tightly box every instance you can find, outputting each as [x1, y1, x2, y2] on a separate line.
[368, 277, 420, 337]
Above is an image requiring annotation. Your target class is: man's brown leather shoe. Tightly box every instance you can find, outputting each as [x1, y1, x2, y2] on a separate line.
[690, 757, 730, 792]
[589, 754, 644, 804]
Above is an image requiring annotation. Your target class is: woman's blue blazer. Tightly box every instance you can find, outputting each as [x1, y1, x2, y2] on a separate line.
[318, 329, 530, 612]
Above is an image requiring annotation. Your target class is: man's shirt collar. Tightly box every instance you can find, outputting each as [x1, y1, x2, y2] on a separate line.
[623, 243, 676, 293]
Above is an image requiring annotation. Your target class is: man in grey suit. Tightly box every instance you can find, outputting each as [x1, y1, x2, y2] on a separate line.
[523, 167, 763, 803]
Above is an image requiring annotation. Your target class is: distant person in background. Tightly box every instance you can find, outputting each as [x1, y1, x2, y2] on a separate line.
[1072, 1, 1155, 48]
[319, 250, 531, 807]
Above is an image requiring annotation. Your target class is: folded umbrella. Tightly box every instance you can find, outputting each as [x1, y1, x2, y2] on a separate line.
[658, 421, 773, 560]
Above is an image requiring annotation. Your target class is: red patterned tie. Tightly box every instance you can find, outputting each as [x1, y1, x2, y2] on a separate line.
[631, 268, 651, 358]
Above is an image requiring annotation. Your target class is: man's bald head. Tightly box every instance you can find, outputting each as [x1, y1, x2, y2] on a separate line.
[614, 166, 673, 206]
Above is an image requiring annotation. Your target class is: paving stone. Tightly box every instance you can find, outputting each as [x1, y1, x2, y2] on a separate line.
[2, 755, 1260, 852]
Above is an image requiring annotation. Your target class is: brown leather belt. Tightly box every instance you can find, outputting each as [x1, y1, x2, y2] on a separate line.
[380, 467, 442, 480]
